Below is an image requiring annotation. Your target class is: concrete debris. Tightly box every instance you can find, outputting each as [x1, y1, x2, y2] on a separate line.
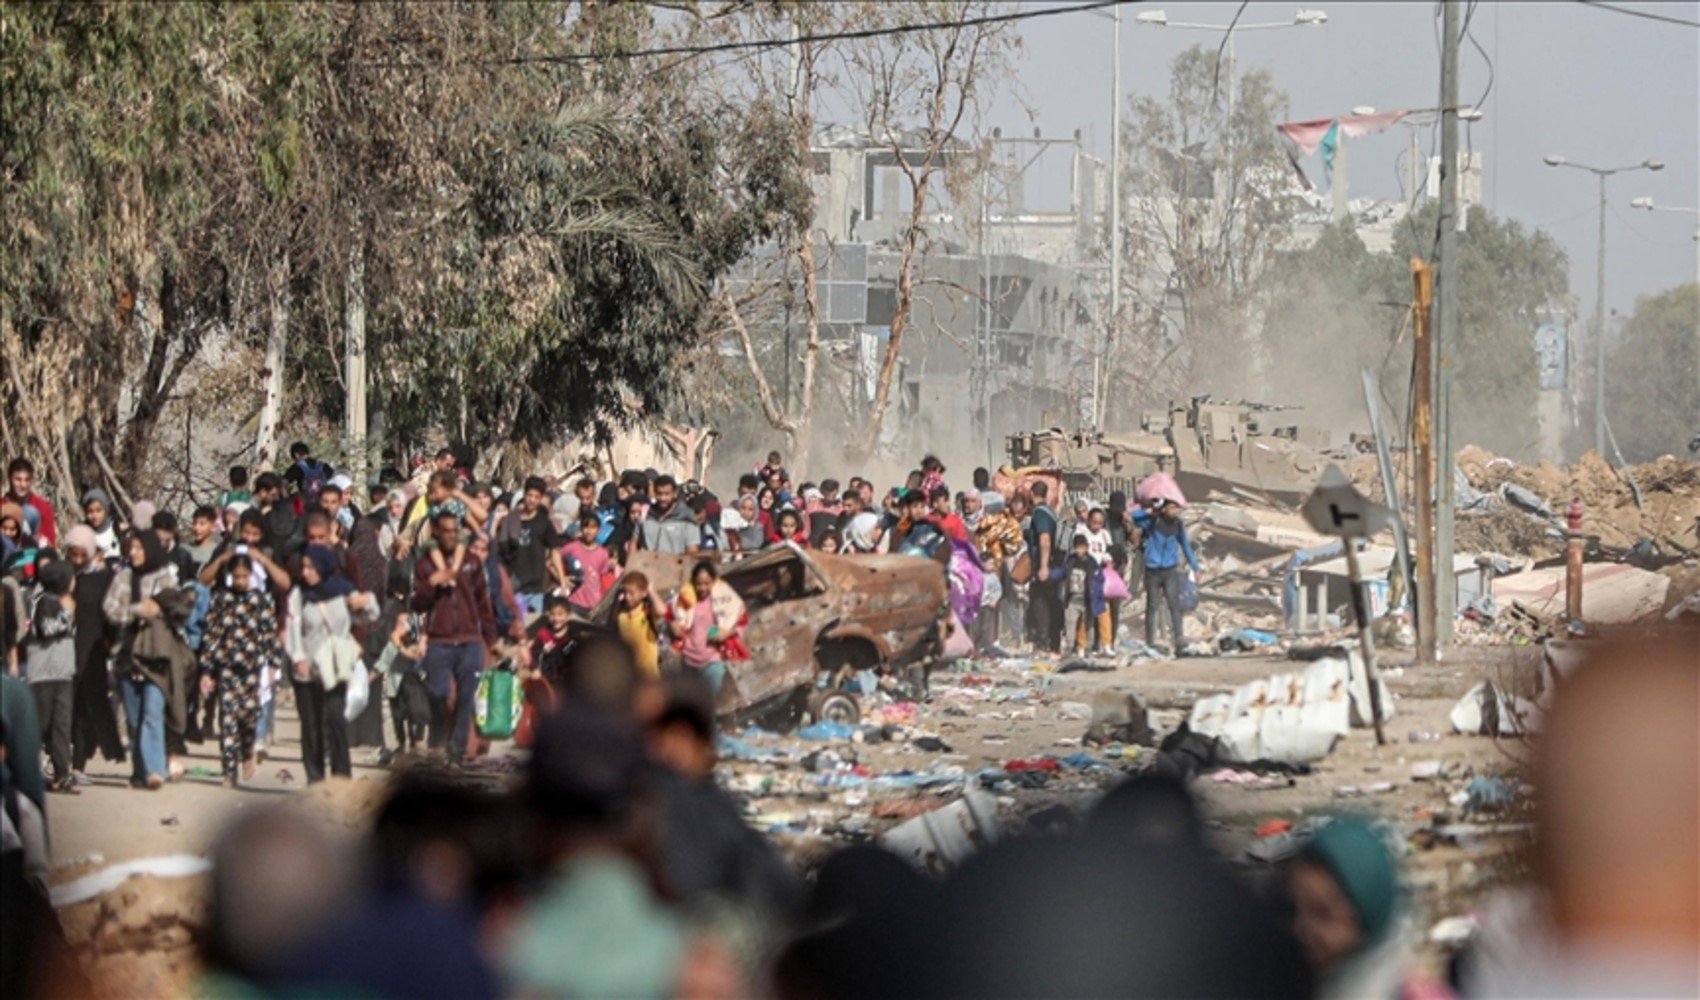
[1185, 651, 1392, 766]
[880, 785, 1002, 875]
[1492, 563, 1670, 625]
[1449, 681, 1542, 737]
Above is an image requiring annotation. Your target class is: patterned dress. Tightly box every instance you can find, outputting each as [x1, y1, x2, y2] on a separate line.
[199, 589, 286, 779]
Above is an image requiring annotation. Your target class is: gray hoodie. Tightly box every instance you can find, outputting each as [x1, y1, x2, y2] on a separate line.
[640, 501, 698, 555]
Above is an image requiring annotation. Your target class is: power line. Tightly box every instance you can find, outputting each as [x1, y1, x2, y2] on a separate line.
[498, 0, 1129, 66]
[1576, 1, 1700, 29]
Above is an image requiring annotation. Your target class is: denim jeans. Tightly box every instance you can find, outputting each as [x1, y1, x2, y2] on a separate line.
[119, 674, 167, 783]
[693, 660, 727, 696]
[423, 641, 485, 759]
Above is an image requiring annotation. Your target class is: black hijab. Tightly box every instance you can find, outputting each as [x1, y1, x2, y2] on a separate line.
[128, 530, 168, 602]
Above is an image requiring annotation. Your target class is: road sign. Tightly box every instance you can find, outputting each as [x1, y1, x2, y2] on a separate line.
[1301, 465, 1393, 539]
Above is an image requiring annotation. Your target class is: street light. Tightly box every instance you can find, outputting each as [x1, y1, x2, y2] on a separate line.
[1631, 195, 1700, 286]
[1544, 154, 1666, 454]
[1133, 8, 1328, 127]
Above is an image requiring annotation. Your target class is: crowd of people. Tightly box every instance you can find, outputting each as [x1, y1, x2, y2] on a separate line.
[3, 449, 1697, 999]
[1, 446, 1199, 793]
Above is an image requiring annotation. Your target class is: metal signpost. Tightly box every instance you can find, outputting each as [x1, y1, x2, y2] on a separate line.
[1302, 465, 1393, 746]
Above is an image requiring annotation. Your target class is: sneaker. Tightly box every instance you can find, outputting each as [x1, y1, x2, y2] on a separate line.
[145, 774, 164, 790]
[71, 770, 93, 787]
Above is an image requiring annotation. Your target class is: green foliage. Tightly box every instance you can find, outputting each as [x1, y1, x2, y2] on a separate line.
[3, 1, 813, 494]
[1391, 204, 1570, 456]
[1606, 283, 1699, 461]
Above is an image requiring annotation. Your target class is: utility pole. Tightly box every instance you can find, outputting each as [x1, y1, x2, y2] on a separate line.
[1433, 0, 1461, 647]
[1105, 4, 1121, 430]
[1411, 259, 1437, 665]
[1592, 173, 1608, 454]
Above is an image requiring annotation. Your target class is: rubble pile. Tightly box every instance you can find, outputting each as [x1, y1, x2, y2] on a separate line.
[57, 873, 204, 998]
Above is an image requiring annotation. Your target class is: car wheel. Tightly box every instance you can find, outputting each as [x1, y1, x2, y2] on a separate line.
[808, 689, 860, 727]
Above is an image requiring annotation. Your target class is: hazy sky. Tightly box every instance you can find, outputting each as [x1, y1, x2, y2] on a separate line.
[997, 0, 1699, 320]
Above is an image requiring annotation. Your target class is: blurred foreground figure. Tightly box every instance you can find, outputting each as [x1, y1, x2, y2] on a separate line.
[271, 776, 512, 999]
[1284, 816, 1449, 1000]
[506, 701, 743, 998]
[1467, 637, 1698, 997]
[918, 774, 1312, 999]
[199, 806, 355, 993]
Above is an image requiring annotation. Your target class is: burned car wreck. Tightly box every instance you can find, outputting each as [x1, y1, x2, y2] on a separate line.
[591, 545, 953, 727]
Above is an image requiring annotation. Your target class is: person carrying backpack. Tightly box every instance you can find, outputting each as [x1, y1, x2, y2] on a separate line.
[284, 441, 334, 513]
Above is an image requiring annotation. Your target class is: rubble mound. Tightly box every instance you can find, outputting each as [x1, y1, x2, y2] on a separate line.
[58, 875, 204, 998]
[293, 774, 391, 831]
[1459, 448, 1700, 557]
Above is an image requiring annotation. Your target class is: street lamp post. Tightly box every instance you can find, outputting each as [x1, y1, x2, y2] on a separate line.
[1632, 196, 1700, 390]
[1544, 154, 1664, 455]
[1135, 9, 1327, 138]
[1631, 196, 1700, 288]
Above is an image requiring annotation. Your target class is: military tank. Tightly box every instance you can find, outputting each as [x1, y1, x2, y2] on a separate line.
[1007, 397, 1370, 507]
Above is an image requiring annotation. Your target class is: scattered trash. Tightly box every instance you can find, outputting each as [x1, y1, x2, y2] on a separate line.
[276, 768, 296, 784]
[1083, 691, 1155, 748]
[1410, 760, 1443, 781]
[797, 721, 855, 742]
[1255, 819, 1293, 838]
[1218, 628, 1278, 653]
[186, 767, 219, 779]
[1461, 776, 1517, 814]
[910, 736, 953, 753]
[1004, 756, 1061, 774]
[159, 815, 180, 827]
[1057, 701, 1093, 721]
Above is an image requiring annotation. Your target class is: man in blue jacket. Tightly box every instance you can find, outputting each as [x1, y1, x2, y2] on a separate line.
[1131, 498, 1199, 655]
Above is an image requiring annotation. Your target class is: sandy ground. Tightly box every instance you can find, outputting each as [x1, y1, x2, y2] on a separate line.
[47, 698, 392, 868]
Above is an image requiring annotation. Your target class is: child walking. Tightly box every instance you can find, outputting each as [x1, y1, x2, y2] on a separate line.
[27, 561, 78, 793]
[197, 560, 285, 786]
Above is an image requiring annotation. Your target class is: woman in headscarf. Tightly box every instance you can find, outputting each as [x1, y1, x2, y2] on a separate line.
[64, 525, 124, 780]
[1105, 490, 1139, 643]
[345, 491, 396, 755]
[1285, 817, 1443, 1000]
[729, 494, 766, 554]
[103, 530, 194, 788]
[82, 488, 124, 567]
[285, 544, 380, 782]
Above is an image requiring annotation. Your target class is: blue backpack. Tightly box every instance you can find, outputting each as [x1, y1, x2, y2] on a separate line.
[295, 458, 330, 507]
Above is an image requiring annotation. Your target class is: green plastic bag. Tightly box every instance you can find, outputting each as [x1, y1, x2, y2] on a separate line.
[475, 666, 524, 740]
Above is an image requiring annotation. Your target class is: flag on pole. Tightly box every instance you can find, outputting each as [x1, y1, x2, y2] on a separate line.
[1277, 111, 1411, 189]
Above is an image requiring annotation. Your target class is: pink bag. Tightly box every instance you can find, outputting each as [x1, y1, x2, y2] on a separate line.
[1135, 471, 1188, 509]
[1101, 566, 1130, 601]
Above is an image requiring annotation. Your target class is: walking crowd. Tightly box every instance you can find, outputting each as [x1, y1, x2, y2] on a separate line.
[4, 448, 1692, 999]
[2, 446, 1201, 795]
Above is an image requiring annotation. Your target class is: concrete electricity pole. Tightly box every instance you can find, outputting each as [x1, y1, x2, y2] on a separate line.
[1544, 155, 1665, 454]
[1433, 0, 1461, 647]
[1106, 2, 1120, 430]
